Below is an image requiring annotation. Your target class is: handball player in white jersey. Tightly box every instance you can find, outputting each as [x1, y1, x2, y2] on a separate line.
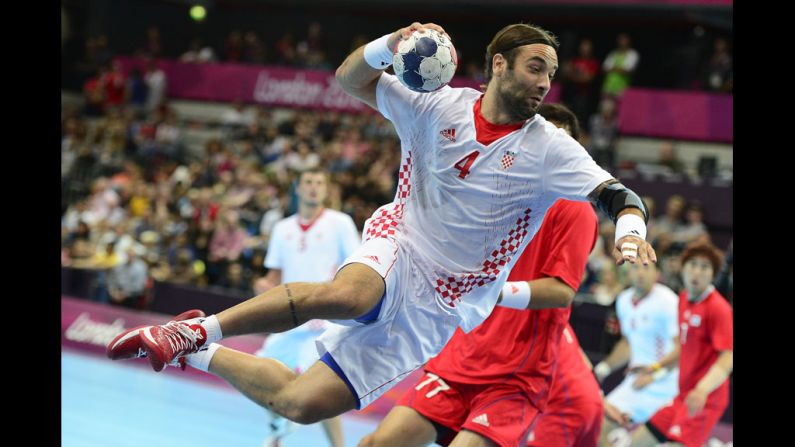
[594, 262, 679, 446]
[108, 21, 656, 426]
[253, 169, 360, 446]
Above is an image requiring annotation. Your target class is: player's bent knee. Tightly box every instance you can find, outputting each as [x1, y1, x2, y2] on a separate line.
[276, 390, 343, 425]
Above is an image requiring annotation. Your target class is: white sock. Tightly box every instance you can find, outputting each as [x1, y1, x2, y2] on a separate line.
[194, 314, 223, 344]
[185, 342, 222, 372]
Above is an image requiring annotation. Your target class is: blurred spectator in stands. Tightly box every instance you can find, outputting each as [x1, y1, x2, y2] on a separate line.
[657, 140, 684, 175]
[285, 140, 320, 173]
[100, 61, 126, 111]
[180, 38, 216, 63]
[650, 195, 686, 253]
[601, 33, 639, 99]
[72, 239, 120, 271]
[207, 209, 248, 284]
[83, 68, 106, 117]
[94, 35, 114, 67]
[218, 262, 254, 295]
[222, 101, 256, 129]
[587, 97, 619, 170]
[107, 246, 149, 309]
[86, 177, 122, 225]
[243, 31, 267, 64]
[561, 38, 600, 124]
[126, 66, 148, 113]
[224, 30, 244, 62]
[144, 57, 167, 113]
[154, 109, 183, 161]
[673, 25, 709, 90]
[72, 37, 100, 87]
[703, 37, 733, 93]
[297, 21, 326, 68]
[143, 26, 162, 58]
[274, 32, 297, 66]
[167, 248, 202, 285]
[672, 202, 709, 248]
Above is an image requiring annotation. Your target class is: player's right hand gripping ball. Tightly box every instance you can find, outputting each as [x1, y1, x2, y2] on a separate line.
[393, 29, 458, 93]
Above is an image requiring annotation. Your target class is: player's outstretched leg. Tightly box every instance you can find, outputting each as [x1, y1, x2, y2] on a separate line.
[206, 346, 359, 424]
[123, 263, 384, 371]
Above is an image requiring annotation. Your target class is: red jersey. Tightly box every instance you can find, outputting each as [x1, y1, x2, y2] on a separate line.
[547, 323, 602, 408]
[426, 199, 598, 409]
[678, 287, 733, 399]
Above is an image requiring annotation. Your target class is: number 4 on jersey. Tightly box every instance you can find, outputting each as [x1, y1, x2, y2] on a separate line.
[453, 150, 480, 179]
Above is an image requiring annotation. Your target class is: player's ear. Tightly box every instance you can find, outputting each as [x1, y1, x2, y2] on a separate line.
[492, 53, 506, 78]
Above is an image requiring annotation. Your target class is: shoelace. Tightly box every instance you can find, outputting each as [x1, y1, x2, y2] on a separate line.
[163, 321, 198, 355]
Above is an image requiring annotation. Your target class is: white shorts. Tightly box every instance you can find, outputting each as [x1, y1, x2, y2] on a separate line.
[606, 371, 679, 423]
[315, 237, 462, 409]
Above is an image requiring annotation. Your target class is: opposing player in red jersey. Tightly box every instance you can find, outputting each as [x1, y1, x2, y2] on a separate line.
[629, 242, 732, 447]
[359, 103, 599, 447]
[526, 322, 604, 447]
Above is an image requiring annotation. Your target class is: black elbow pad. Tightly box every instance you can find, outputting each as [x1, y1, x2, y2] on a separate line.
[595, 182, 649, 223]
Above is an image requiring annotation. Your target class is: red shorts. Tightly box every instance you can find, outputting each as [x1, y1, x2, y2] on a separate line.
[648, 392, 728, 447]
[397, 371, 540, 447]
[526, 399, 603, 447]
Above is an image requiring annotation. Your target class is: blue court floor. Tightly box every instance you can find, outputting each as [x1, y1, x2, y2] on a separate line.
[62, 349, 379, 447]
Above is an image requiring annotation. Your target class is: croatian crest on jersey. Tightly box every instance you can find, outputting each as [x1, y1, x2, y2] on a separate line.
[500, 150, 517, 170]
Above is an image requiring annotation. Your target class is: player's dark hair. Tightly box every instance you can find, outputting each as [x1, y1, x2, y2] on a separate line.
[484, 23, 559, 84]
[537, 103, 581, 141]
[681, 241, 723, 274]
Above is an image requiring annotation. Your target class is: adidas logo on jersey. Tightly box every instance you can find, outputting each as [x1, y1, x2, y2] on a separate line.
[472, 413, 490, 427]
[365, 255, 381, 264]
[440, 128, 456, 142]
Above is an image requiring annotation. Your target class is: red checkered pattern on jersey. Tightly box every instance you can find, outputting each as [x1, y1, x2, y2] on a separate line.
[435, 208, 532, 307]
[364, 152, 413, 241]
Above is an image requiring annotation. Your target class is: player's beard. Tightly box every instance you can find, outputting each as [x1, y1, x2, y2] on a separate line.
[497, 70, 539, 123]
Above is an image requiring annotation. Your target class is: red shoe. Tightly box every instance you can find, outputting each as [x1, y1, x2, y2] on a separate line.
[140, 319, 209, 372]
[106, 309, 205, 363]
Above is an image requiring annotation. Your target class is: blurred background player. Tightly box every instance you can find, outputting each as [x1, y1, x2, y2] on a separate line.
[629, 242, 732, 447]
[593, 262, 679, 447]
[359, 103, 600, 447]
[253, 168, 360, 447]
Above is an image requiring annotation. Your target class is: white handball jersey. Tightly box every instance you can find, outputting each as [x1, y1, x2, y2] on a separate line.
[373, 73, 614, 331]
[265, 208, 361, 283]
[615, 283, 680, 367]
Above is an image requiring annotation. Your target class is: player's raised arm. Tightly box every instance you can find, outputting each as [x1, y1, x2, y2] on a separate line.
[588, 180, 657, 266]
[335, 22, 448, 109]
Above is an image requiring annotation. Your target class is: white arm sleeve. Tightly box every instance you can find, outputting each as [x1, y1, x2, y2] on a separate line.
[542, 131, 614, 202]
[375, 73, 438, 136]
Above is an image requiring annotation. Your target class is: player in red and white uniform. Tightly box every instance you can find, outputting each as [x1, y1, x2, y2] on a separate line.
[253, 169, 360, 447]
[526, 323, 604, 447]
[594, 262, 680, 446]
[108, 22, 655, 426]
[629, 242, 732, 447]
[358, 104, 599, 447]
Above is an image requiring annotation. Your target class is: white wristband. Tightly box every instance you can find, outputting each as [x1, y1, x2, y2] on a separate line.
[500, 281, 531, 309]
[594, 361, 611, 381]
[363, 34, 394, 70]
[614, 213, 647, 244]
